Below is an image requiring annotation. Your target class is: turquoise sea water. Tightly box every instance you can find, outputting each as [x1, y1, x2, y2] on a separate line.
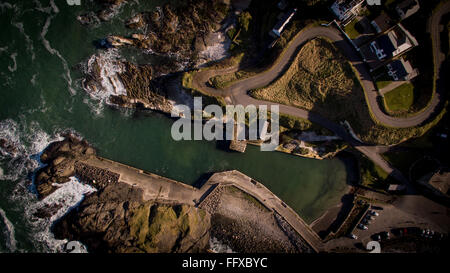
[0, 0, 351, 252]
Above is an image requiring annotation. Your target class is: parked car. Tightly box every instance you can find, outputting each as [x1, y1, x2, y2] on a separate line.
[392, 227, 409, 237]
[369, 210, 379, 216]
[380, 231, 390, 240]
[371, 234, 381, 241]
[407, 227, 422, 235]
[358, 224, 368, 230]
[365, 215, 375, 221]
[348, 233, 358, 239]
[371, 232, 389, 241]
[371, 206, 383, 210]
[362, 219, 371, 225]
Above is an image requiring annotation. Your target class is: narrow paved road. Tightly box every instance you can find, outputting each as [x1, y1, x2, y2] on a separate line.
[191, 4, 449, 186]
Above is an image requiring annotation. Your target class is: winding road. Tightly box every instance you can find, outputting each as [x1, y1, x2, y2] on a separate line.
[191, 3, 450, 186]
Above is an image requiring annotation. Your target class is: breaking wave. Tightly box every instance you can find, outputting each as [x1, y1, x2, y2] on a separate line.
[0, 119, 95, 252]
[0, 208, 17, 252]
[81, 48, 128, 115]
[39, 1, 76, 95]
[25, 177, 95, 253]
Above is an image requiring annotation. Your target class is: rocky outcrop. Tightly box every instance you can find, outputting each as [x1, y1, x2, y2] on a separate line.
[34, 134, 96, 198]
[0, 138, 18, 157]
[113, 1, 230, 63]
[53, 182, 211, 253]
[82, 52, 175, 113]
[34, 135, 211, 253]
[111, 62, 174, 113]
[77, 0, 127, 25]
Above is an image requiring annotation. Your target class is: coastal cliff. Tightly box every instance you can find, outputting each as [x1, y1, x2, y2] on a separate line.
[80, 0, 231, 112]
[34, 135, 317, 253]
[53, 183, 211, 253]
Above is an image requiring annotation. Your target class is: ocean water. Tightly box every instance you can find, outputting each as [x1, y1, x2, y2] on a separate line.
[0, 0, 351, 252]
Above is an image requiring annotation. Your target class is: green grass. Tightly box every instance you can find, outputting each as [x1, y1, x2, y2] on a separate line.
[376, 80, 392, 90]
[358, 154, 393, 192]
[181, 71, 227, 109]
[344, 20, 361, 39]
[383, 83, 414, 112]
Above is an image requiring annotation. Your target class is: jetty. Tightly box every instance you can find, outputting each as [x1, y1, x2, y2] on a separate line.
[74, 156, 323, 252]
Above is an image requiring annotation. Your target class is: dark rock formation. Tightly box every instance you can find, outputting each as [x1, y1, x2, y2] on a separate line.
[35, 135, 211, 253]
[34, 134, 96, 198]
[77, 0, 127, 25]
[53, 182, 211, 253]
[110, 0, 230, 64]
[0, 138, 18, 157]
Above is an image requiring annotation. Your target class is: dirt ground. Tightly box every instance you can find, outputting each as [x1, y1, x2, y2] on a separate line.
[210, 186, 299, 253]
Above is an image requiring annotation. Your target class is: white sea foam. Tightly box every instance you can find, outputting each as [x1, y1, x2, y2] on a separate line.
[0, 208, 17, 252]
[0, 119, 63, 181]
[30, 73, 37, 86]
[82, 49, 128, 115]
[33, 0, 52, 14]
[7, 53, 17, 72]
[0, 2, 13, 11]
[25, 177, 95, 253]
[40, 7, 75, 95]
[13, 22, 35, 61]
[0, 119, 92, 252]
[0, 46, 8, 55]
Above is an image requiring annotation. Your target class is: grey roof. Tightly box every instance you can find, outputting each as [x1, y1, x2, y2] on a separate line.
[396, 0, 420, 19]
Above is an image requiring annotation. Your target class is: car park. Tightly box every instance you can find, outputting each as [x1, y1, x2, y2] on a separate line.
[358, 224, 368, 230]
[380, 231, 390, 240]
[369, 210, 379, 216]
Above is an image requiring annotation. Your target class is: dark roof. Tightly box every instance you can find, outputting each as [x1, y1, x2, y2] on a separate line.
[388, 60, 408, 79]
[372, 13, 393, 32]
[376, 35, 395, 57]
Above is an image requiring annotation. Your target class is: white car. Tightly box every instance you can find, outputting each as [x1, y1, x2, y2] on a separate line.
[358, 224, 368, 230]
[369, 210, 379, 216]
[348, 233, 358, 239]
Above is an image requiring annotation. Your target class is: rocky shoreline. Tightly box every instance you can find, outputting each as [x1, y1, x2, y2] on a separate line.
[78, 0, 233, 115]
[32, 135, 318, 253]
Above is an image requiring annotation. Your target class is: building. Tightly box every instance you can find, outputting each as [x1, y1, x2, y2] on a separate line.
[388, 184, 406, 193]
[385, 58, 418, 81]
[369, 24, 418, 60]
[371, 13, 394, 34]
[396, 0, 420, 20]
[270, 8, 297, 37]
[330, 0, 365, 25]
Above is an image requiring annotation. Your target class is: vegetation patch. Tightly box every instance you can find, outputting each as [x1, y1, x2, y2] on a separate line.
[251, 39, 357, 119]
[344, 19, 362, 39]
[357, 154, 393, 192]
[249, 38, 446, 145]
[383, 83, 414, 113]
[182, 71, 226, 110]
